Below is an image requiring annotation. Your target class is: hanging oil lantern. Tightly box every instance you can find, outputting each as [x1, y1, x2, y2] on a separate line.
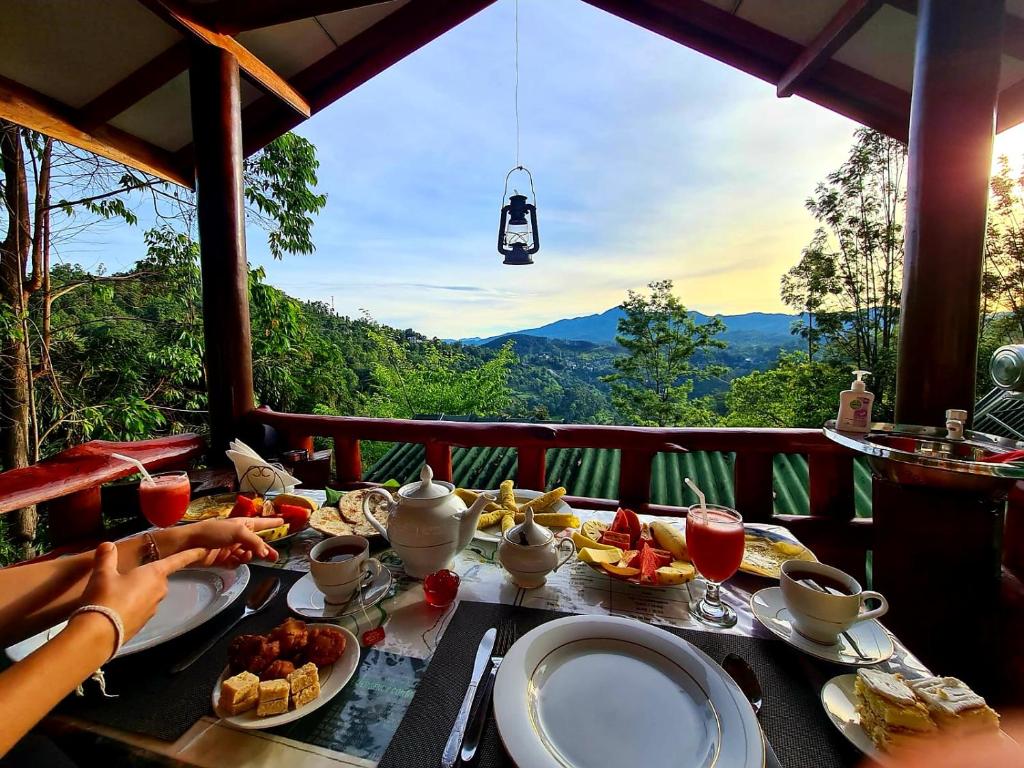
[497, 165, 539, 265]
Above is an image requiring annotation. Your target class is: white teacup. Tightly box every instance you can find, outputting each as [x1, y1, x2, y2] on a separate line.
[779, 560, 888, 645]
[309, 535, 381, 605]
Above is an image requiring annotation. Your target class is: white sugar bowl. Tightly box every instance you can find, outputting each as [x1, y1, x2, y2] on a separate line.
[497, 507, 576, 589]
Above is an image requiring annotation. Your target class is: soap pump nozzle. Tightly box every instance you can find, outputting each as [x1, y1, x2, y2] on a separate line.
[851, 370, 871, 393]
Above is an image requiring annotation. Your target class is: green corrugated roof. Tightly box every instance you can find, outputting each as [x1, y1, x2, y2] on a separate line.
[366, 444, 873, 517]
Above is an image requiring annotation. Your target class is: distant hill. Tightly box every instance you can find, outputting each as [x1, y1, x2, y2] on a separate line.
[480, 334, 607, 354]
[462, 307, 800, 347]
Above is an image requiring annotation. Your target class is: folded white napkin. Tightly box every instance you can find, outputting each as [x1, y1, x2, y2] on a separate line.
[226, 441, 300, 495]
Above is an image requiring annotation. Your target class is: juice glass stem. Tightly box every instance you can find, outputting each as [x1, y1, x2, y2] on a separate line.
[692, 578, 736, 628]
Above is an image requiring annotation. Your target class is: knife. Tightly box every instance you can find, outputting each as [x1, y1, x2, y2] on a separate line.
[441, 627, 496, 768]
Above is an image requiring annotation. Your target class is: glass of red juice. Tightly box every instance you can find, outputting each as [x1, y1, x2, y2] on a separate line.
[139, 471, 191, 527]
[686, 503, 744, 628]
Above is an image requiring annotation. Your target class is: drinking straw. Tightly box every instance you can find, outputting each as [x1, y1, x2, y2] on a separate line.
[684, 477, 707, 509]
[111, 453, 154, 484]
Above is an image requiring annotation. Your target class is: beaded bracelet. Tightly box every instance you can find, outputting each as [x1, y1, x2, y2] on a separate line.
[141, 531, 162, 564]
[70, 605, 125, 661]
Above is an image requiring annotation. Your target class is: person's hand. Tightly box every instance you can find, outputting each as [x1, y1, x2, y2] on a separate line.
[79, 542, 208, 641]
[179, 518, 283, 568]
[870, 715, 1024, 767]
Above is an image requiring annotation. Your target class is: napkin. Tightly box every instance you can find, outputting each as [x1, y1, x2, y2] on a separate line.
[226, 439, 300, 495]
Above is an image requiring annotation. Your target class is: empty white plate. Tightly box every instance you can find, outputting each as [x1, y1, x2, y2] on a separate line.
[494, 615, 764, 768]
[6, 565, 250, 661]
[212, 624, 359, 729]
[750, 587, 893, 666]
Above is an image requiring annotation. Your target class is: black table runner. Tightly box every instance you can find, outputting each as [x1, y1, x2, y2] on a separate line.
[378, 601, 865, 768]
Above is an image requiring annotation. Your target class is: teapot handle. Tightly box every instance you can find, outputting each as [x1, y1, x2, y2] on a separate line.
[552, 537, 576, 572]
[361, 489, 395, 541]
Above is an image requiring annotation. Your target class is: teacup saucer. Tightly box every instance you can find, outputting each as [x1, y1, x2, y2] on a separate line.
[750, 587, 893, 666]
[287, 566, 393, 620]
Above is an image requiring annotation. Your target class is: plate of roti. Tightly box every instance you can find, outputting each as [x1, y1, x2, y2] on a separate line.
[309, 488, 394, 539]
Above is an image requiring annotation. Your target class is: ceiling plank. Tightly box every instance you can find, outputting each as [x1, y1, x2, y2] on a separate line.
[199, 0, 396, 34]
[176, 0, 495, 163]
[584, 0, 910, 141]
[138, 0, 311, 118]
[887, 0, 1024, 61]
[0, 75, 192, 187]
[79, 41, 191, 130]
[777, 0, 884, 98]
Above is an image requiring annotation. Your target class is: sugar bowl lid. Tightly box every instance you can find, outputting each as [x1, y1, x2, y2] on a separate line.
[505, 506, 552, 546]
[400, 464, 452, 500]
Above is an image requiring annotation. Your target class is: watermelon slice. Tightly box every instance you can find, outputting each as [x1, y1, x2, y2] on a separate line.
[599, 530, 631, 549]
[611, 508, 642, 546]
[650, 547, 673, 568]
[638, 546, 659, 584]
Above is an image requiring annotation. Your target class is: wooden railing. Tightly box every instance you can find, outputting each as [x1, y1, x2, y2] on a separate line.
[252, 407, 872, 581]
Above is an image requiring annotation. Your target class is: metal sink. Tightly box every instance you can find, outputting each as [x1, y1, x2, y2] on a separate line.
[824, 421, 1024, 495]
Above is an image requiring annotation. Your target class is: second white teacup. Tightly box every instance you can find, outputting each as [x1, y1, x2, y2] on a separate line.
[779, 560, 888, 645]
[309, 535, 381, 605]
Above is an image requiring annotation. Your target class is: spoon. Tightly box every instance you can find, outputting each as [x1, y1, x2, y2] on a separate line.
[721, 653, 783, 768]
[171, 576, 280, 673]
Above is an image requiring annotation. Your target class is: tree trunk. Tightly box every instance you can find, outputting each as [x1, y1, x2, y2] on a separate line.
[0, 121, 38, 558]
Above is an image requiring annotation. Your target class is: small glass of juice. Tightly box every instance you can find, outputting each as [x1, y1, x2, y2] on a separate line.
[686, 503, 745, 628]
[139, 471, 191, 527]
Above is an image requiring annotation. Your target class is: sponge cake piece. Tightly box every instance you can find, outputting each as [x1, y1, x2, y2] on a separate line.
[257, 678, 290, 717]
[220, 671, 259, 716]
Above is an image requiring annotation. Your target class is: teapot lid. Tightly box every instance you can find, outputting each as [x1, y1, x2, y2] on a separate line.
[401, 464, 452, 500]
[506, 506, 552, 546]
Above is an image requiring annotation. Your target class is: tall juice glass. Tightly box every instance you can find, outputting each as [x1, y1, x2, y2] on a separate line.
[686, 503, 744, 628]
[139, 471, 191, 527]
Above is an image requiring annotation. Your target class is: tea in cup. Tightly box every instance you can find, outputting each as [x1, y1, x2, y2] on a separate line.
[779, 560, 888, 644]
[309, 535, 381, 604]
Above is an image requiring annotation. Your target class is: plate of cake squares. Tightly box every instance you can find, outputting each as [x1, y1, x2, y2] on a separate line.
[821, 668, 1003, 761]
[213, 618, 359, 728]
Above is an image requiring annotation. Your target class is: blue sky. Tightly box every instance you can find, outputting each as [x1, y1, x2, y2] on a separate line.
[63, 0, 1024, 340]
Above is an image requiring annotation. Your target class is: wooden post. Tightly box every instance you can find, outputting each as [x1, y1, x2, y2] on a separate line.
[618, 449, 654, 510]
[895, 0, 1004, 426]
[333, 437, 362, 485]
[189, 44, 255, 457]
[516, 446, 546, 490]
[425, 443, 453, 482]
[47, 487, 103, 546]
[733, 453, 774, 522]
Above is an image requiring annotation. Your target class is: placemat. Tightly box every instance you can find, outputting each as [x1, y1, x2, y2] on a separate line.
[58, 564, 305, 741]
[378, 601, 865, 768]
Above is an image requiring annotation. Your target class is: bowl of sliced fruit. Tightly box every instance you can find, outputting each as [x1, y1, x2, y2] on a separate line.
[573, 508, 696, 588]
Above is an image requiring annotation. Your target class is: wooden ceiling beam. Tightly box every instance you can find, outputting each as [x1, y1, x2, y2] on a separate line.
[198, 0, 395, 34]
[777, 0, 884, 98]
[584, 0, 910, 141]
[0, 75, 192, 187]
[79, 41, 190, 130]
[138, 0, 311, 118]
[887, 0, 1024, 61]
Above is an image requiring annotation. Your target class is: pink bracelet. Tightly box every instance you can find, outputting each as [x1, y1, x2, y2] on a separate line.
[70, 605, 125, 661]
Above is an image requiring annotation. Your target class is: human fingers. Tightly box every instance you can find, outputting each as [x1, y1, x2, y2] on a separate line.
[93, 541, 118, 575]
[249, 517, 285, 532]
[155, 546, 210, 575]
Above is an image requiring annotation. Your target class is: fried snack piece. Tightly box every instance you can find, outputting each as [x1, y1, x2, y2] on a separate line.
[516, 487, 567, 513]
[497, 480, 517, 512]
[269, 618, 309, 657]
[511, 512, 580, 528]
[476, 510, 505, 529]
[260, 659, 296, 681]
[228, 634, 281, 675]
[455, 488, 502, 514]
[501, 514, 515, 534]
[304, 625, 347, 666]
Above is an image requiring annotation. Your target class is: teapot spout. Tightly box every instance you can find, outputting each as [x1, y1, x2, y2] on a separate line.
[455, 493, 494, 549]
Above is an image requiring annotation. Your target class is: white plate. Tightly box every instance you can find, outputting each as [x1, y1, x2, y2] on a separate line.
[212, 624, 359, 729]
[750, 587, 894, 666]
[5, 565, 250, 661]
[287, 567, 393, 620]
[493, 615, 764, 768]
[474, 489, 573, 543]
[820, 674, 891, 763]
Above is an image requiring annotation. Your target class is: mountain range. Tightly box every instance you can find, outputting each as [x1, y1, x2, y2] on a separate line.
[460, 307, 800, 347]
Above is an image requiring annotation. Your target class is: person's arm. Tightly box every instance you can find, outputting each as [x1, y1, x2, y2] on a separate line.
[0, 543, 208, 756]
[0, 518, 282, 647]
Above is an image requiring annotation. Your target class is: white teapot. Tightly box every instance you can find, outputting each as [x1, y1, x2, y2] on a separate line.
[363, 464, 491, 578]
[498, 506, 576, 588]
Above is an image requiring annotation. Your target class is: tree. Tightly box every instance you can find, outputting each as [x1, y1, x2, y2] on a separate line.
[602, 280, 725, 427]
[0, 122, 326, 556]
[724, 352, 851, 428]
[781, 128, 905, 418]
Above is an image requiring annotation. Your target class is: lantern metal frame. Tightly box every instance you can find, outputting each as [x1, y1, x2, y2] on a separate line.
[498, 165, 539, 265]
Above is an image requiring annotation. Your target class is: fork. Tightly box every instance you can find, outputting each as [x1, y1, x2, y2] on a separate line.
[459, 619, 519, 764]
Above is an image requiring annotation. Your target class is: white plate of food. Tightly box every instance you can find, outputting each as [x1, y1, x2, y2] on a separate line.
[493, 614, 764, 768]
[213, 621, 359, 729]
[821, 674, 889, 762]
[6, 565, 250, 661]
[309, 488, 393, 540]
[182, 492, 317, 543]
[472, 487, 575, 543]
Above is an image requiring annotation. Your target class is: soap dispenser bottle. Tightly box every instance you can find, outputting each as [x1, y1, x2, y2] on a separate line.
[837, 370, 874, 433]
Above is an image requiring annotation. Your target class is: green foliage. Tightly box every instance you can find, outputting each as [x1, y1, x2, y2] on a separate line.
[602, 280, 726, 426]
[724, 352, 851, 428]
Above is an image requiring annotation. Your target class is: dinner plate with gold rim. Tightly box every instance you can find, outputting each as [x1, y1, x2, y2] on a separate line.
[493, 615, 764, 768]
[750, 587, 894, 667]
[212, 624, 359, 729]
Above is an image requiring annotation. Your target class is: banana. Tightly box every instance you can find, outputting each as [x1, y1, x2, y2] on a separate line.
[650, 520, 689, 561]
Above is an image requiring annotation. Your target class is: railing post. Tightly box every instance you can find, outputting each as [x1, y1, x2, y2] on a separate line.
[279, 432, 314, 457]
[517, 446, 546, 490]
[809, 452, 855, 520]
[333, 437, 362, 485]
[425, 442, 453, 482]
[47, 487, 103, 546]
[618, 449, 654, 510]
[733, 452, 774, 522]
